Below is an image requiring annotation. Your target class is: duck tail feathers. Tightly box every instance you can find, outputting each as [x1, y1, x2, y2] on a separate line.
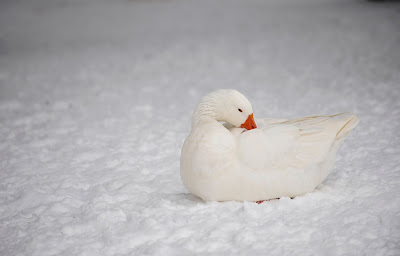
[334, 113, 360, 142]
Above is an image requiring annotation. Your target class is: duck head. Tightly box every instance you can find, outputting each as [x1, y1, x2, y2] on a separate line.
[192, 89, 257, 130]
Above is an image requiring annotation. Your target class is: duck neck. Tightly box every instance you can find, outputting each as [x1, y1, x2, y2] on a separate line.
[191, 100, 222, 127]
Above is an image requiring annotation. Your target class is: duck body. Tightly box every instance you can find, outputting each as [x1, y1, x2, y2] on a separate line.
[180, 90, 359, 202]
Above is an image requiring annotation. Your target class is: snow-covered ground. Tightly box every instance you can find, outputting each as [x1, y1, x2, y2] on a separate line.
[1, 0, 400, 255]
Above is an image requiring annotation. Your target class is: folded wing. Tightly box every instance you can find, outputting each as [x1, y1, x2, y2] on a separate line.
[237, 113, 359, 171]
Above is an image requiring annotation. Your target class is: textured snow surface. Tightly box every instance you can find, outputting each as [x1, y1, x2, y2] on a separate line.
[1, 0, 400, 255]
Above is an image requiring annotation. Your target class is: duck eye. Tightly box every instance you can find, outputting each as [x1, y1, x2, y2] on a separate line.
[238, 109, 243, 112]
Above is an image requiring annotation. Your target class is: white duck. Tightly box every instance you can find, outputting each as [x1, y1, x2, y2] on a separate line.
[180, 89, 359, 202]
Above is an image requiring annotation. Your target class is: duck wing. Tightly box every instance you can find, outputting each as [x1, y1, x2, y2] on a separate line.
[237, 113, 359, 171]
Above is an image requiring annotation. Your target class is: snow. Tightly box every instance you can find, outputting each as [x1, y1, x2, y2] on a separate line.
[1, 0, 400, 255]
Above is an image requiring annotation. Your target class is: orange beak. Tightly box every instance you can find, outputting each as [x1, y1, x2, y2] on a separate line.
[240, 113, 257, 130]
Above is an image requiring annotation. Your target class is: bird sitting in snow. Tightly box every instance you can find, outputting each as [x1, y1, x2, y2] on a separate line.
[180, 89, 359, 203]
